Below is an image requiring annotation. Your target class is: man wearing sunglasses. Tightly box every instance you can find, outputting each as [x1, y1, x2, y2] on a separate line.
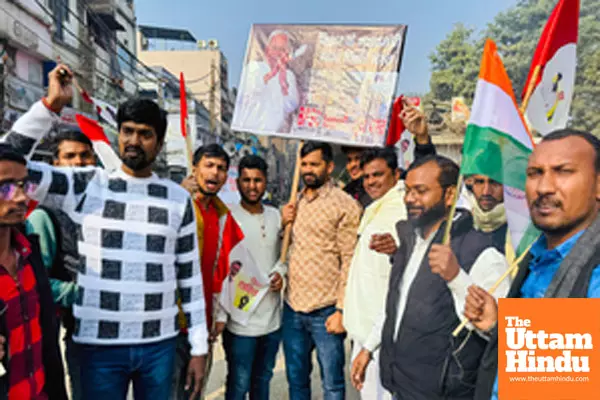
[25, 130, 97, 400]
[0, 144, 68, 399]
[1, 64, 208, 400]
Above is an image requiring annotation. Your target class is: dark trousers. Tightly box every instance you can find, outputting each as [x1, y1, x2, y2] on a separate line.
[222, 328, 282, 400]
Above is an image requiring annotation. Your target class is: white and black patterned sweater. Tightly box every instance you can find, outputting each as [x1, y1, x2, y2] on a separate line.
[3, 102, 208, 355]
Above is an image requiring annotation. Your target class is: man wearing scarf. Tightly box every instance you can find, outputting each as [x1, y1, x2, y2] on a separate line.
[174, 144, 244, 399]
[467, 175, 516, 266]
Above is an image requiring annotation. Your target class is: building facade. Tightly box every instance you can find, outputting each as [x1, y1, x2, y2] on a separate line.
[136, 26, 233, 136]
[139, 65, 212, 179]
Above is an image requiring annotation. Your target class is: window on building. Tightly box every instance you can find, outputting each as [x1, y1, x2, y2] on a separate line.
[49, 0, 69, 42]
[117, 45, 133, 75]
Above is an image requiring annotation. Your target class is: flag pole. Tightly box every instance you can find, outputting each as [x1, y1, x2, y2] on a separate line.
[441, 174, 464, 245]
[179, 72, 195, 173]
[183, 121, 194, 173]
[520, 65, 542, 114]
[279, 141, 304, 263]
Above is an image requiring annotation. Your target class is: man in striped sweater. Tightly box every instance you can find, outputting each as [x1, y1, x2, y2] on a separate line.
[2, 65, 208, 400]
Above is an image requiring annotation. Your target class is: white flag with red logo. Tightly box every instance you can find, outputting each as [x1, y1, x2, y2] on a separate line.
[523, 0, 579, 135]
[81, 91, 119, 129]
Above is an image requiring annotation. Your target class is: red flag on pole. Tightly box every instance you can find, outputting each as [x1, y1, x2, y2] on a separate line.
[385, 96, 405, 146]
[522, 0, 579, 135]
[179, 72, 188, 138]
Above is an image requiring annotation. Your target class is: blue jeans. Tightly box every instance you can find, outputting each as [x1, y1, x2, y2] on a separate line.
[282, 303, 346, 400]
[222, 328, 282, 400]
[80, 337, 177, 400]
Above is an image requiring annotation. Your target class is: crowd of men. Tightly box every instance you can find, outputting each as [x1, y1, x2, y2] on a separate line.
[0, 64, 598, 400]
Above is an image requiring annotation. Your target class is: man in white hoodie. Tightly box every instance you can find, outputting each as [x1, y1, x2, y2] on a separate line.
[343, 147, 405, 400]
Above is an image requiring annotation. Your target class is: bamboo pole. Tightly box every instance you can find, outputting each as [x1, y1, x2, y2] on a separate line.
[441, 174, 464, 245]
[520, 65, 542, 115]
[279, 141, 304, 263]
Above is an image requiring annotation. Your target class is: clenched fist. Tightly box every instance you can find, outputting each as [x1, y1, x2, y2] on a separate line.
[428, 244, 460, 282]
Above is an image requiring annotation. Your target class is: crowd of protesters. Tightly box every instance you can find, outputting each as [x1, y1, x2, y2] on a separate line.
[0, 64, 598, 400]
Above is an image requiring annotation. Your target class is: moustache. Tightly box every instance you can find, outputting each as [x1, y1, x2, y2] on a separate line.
[479, 195, 497, 202]
[303, 173, 317, 179]
[124, 146, 145, 157]
[532, 195, 562, 209]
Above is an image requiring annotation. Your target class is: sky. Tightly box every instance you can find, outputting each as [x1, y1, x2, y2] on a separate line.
[137, 0, 518, 95]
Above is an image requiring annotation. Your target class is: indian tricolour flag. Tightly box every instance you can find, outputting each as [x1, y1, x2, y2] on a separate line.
[462, 39, 539, 257]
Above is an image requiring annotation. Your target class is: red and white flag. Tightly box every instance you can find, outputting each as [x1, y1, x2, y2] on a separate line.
[75, 114, 121, 171]
[81, 90, 119, 129]
[523, 0, 579, 135]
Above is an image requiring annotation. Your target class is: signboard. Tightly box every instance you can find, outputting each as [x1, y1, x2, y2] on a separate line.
[451, 97, 470, 123]
[232, 24, 407, 147]
[5, 75, 44, 111]
[219, 166, 242, 206]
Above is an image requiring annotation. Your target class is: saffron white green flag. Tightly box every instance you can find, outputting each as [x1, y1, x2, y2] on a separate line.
[461, 39, 539, 256]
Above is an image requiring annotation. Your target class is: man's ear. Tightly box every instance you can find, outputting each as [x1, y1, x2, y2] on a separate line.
[444, 186, 457, 208]
[327, 161, 335, 175]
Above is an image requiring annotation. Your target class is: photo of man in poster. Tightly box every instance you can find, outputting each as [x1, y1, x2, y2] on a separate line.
[233, 29, 303, 134]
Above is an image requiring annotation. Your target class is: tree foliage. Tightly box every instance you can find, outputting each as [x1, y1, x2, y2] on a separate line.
[428, 0, 600, 135]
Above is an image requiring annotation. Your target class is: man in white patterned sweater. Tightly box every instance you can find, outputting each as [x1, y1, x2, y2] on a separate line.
[2, 65, 208, 400]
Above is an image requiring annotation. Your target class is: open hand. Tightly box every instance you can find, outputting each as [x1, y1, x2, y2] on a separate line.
[186, 355, 207, 399]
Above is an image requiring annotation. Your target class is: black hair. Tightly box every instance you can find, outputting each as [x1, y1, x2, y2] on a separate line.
[360, 147, 398, 171]
[300, 141, 333, 162]
[0, 144, 26, 165]
[341, 145, 367, 155]
[50, 130, 93, 159]
[406, 155, 459, 188]
[238, 155, 268, 177]
[542, 128, 600, 173]
[117, 98, 168, 144]
[193, 144, 231, 169]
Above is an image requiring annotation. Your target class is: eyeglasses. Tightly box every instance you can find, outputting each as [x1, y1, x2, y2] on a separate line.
[0, 180, 38, 201]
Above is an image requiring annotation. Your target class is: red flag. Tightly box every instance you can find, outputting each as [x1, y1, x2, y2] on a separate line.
[213, 213, 245, 293]
[179, 72, 188, 138]
[80, 90, 94, 105]
[75, 114, 122, 171]
[385, 96, 405, 146]
[522, 0, 579, 135]
[76, 114, 110, 144]
[25, 200, 38, 218]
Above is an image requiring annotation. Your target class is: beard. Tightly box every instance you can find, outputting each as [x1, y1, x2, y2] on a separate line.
[302, 172, 327, 189]
[240, 190, 264, 205]
[408, 200, 448, 229]
[121, 146, 154, 171]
